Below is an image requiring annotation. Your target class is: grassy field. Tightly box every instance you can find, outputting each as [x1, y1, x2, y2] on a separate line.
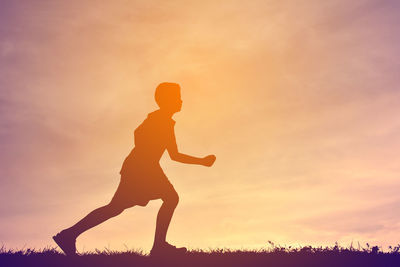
[1, 243, 400, 267]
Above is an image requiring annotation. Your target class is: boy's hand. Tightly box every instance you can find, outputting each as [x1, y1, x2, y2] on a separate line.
[202, 155, 216, 167]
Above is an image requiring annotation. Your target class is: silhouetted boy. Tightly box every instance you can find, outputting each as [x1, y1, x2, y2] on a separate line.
[53, 82, 216, 256]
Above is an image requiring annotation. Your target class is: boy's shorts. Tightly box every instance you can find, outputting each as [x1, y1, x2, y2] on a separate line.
[110, 164, 176, 208]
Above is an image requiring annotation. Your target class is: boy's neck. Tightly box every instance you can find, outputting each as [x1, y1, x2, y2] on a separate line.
[157, 108, 174, 118]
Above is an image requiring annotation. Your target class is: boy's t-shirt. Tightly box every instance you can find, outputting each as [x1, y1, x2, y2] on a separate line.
[119, 110, 176, 176]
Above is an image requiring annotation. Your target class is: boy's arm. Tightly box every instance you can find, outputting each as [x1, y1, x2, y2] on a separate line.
[167, 127, 215, 167]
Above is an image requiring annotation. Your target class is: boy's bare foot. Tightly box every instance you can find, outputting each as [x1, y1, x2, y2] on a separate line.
[150, 242, 187, 256]
[52, 230, 77, 256]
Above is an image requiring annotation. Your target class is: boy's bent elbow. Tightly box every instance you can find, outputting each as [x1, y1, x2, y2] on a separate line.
[168, 152, 180, 161]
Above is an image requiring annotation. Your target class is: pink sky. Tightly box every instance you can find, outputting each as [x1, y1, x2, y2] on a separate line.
[1, 0, 400, 252]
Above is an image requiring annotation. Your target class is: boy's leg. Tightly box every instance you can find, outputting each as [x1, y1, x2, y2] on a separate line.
[65, 202, 125, 238]
[152, 186, 180, 248]
[54, 201, 126, 255]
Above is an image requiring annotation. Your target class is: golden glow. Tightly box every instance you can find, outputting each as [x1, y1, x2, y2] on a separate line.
[1, 1, 400, 252]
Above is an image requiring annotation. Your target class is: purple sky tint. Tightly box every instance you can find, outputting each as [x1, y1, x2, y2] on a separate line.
[1, 0, 400, 252]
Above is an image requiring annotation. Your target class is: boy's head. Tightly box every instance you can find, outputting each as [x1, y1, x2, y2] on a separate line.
[155, 82, 182, 113]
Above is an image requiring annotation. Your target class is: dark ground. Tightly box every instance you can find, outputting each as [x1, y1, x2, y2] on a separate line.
[2, 243, 400, 267]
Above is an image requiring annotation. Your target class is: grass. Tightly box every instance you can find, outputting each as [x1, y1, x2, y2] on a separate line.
[1, 242, 400, 266]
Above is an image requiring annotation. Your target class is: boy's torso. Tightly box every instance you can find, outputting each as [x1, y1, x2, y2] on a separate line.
[120, 110, 175, 174]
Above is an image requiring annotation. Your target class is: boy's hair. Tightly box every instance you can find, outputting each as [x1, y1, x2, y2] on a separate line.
[155, 82, 181, 107]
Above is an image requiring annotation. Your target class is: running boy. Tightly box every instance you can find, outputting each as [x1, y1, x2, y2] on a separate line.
[53, 82, 216, 256]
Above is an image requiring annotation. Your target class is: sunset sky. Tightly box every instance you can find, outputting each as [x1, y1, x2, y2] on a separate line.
[1, 0, 400, 253]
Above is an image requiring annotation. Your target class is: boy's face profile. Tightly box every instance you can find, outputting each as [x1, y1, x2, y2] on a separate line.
[161, 90, 182, 113]
[155, 83, 183, 113]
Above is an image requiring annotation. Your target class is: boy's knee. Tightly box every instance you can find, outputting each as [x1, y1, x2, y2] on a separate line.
[171, 193, 179, 206]
[163, 191, 179, 207]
